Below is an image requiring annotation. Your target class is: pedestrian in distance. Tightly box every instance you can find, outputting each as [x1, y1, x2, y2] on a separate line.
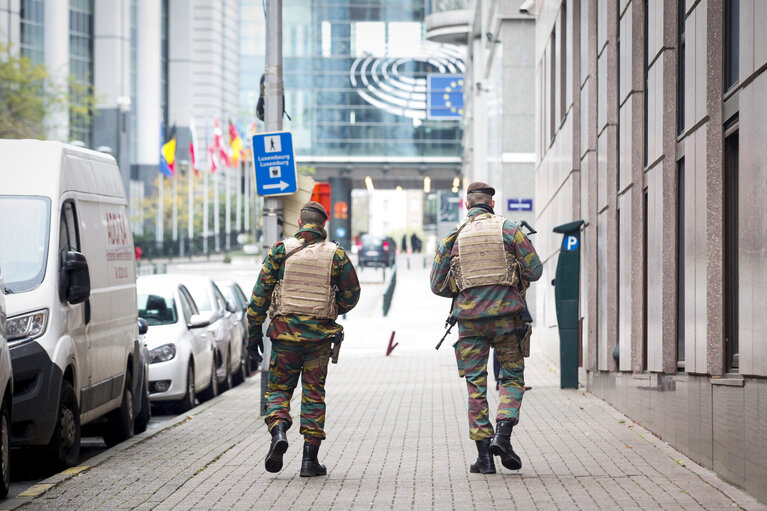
[246, 201, 360, 477]
[430, 182, 542, 474]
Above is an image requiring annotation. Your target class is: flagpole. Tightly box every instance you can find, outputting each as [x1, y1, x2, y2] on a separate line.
[203, 168, 209, 255]
[188, 162, 193, 254]
[244, 155, 250, 233]
[214, 164, 220, 252]
[225, 164, 231, 251]
[236, 161, 242, 236]
[172, 170, 178, 249]
[157, 175, 164, 251]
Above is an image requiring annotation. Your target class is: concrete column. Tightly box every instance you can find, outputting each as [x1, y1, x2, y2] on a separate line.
[93, 0, 132, 189]
[329, 176, 352, 250]
[471, 36, 487, 184]
[136, 0, 161, 174]
[45, 0, 70, 141]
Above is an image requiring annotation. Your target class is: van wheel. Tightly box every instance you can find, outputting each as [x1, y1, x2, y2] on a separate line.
[199, 359, 218, 402]
[176, 364, 195, 413]
[134, 375, 151, 434]
[0, 400, 10, 499]
[48, 381, 80, 469]
[103, 373, 134, 447]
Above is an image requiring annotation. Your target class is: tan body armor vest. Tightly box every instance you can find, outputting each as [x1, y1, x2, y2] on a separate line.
[269, 237, 339, 320]
[450, 214, 519, 291]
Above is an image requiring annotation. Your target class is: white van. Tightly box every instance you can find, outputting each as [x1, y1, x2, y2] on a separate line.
[0, 265, 13, 497]
[0, 140, 139, 468]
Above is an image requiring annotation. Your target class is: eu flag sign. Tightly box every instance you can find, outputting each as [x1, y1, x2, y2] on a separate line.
[427, 74, 464, 120]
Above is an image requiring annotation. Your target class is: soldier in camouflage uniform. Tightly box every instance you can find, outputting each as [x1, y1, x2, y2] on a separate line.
[246, 201, 360, 477]
[430, 182, 542, 474]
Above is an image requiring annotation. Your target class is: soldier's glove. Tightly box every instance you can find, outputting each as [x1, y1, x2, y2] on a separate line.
[246, 337, 264, 364]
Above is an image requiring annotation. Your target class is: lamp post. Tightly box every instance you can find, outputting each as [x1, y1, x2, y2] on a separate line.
[116, 96, 132, 179]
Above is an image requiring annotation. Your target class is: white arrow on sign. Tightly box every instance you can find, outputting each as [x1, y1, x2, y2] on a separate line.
[263, 181, 289, 191]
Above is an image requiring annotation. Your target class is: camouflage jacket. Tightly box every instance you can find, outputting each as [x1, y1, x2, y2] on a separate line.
[430, 207, 542, 321]
[247, 224, 360, 342]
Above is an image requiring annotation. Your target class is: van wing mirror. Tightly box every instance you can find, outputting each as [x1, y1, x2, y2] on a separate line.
[59, 250, 91, 304]
[189, 311, 217, 329]
[137, 317, 149, 335]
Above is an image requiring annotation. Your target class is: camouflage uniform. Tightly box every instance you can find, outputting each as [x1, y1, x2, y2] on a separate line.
[247, 223, 360, 445]
[431, 207, 542, 441]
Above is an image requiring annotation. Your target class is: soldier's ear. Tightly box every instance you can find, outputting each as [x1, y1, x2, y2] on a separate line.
[491, 200, 495, 209]
[298, 218, 303, 227]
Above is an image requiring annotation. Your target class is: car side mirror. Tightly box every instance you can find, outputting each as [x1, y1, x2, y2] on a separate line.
[189, 311, 216, 329]
[137, 317, 149, 335]
[226, 300, 237, 313]
[59, 250, 90, 304]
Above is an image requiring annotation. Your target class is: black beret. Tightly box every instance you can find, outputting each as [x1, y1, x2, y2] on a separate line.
[466, 181, 495, 196]
[301, 201, 328, 221]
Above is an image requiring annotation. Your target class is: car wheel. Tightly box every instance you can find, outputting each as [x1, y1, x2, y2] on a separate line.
[47, 380, 80, 470]
[0, 400, 10, 499]
[221, 352, 233, 392]
[199, 358, 218, 402]
[175, 364, 195, 413]
[134, 376, 151, 434]
[232, 343, 247, 386]
[103, 372, 135, 447]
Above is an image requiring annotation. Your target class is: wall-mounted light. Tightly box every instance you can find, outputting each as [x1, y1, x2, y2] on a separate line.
[423, 176, 431, 193]
[452, 176, 460, 188]
[395, 185, 403, 192]
[365, 176, 374, 192]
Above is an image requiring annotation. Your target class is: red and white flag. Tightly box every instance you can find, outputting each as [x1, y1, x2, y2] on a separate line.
[212, 118, 232, 167]
[207, 124, 218, 173]
[189, 117, 199, 176]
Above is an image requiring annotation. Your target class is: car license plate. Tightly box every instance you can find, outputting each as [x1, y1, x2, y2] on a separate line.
[366, 251, 379, 256]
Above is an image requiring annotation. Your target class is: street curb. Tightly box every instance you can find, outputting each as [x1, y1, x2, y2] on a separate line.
[0, 374, 262, 511]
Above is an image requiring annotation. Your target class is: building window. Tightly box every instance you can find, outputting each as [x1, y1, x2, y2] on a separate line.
[677, 0, 685, 135]
[550, 28, 556, 143]
[69, 0, 94, 146]
[724, 130, 739, 371]
[677, 158, 685, 369]
[560, 1, 567, 125]
[20, 0, 45, 64]
[724, 0, 740, 91]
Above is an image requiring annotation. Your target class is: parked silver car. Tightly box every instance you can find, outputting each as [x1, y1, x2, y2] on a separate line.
[215, 280, 252, 380]
[0, 266, 13, 498]
[137, 275, 219, 412]
[184, 276, 245, 391]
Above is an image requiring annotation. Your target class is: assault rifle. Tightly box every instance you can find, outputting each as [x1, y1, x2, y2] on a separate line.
[435, 297, 457, 350]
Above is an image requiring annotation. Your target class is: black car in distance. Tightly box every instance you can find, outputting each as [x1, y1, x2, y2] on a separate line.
[357, 234, 396, 268]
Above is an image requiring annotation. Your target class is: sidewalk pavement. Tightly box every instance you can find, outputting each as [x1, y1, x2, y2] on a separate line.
[5, 262, 766, 510]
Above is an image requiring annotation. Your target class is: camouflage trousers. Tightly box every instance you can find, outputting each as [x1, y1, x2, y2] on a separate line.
[265, 339, 332, 445]
[455, 316, 525, 441]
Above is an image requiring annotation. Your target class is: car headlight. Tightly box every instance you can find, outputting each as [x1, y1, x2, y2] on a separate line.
[7, 309, 48, 347]
[149, 343, 177, 364]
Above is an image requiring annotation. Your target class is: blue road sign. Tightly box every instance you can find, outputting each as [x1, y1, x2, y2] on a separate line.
[252, 131, 297, 196]
[427, 74, 464, 120]
[507, 198, 533, 212]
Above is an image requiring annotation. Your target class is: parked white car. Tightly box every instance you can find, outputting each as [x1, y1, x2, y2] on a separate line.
[0, 266, 13, 498]
[215, 280, 251, 382]
[137, 275, 219, 412]
[184, 276, 244, 391]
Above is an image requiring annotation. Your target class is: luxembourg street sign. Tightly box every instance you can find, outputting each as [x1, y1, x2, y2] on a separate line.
[252, 131, 298, 196]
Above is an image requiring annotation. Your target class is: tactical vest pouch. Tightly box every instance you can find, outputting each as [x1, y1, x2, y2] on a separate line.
[451, 215, 520, 292]
[269, 238, 338, 320]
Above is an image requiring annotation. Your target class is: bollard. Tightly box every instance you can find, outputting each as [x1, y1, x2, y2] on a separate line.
[386, 331, 398, 356]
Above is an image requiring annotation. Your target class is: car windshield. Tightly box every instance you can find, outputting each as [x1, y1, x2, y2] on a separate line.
[187, 284, 213, 312]
[138, 292, 178, 326]
[0, 196, 51, 293]
[360, 235, 383, 248]
[218, 284, 238, 308]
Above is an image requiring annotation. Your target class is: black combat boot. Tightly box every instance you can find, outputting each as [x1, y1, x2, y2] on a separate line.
[300, 442, 327, 477]
[469, 438, 496, 474]
[265, 422, 288, 473]
[489, 421, 522, 470]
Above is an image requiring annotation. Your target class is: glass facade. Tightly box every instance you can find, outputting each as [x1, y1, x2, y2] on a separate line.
[282, 0, 463, 158]
[20, 0, 45, 64]
[69, 0, 94, 145]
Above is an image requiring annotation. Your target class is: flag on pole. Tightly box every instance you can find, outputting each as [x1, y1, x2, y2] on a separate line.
[213, 118, 232, 167]
[207, 124, 218, 173]
[160, 123, 176, 177]
[228, 120, 244, 165]
[189, 117, 200, 176]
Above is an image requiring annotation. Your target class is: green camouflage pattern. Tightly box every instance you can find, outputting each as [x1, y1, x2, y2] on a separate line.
[247, 223, 360, 342]
[265, 339, 331, 444]
[430, 207, 542, 320]
[455, 317, 525, 441]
